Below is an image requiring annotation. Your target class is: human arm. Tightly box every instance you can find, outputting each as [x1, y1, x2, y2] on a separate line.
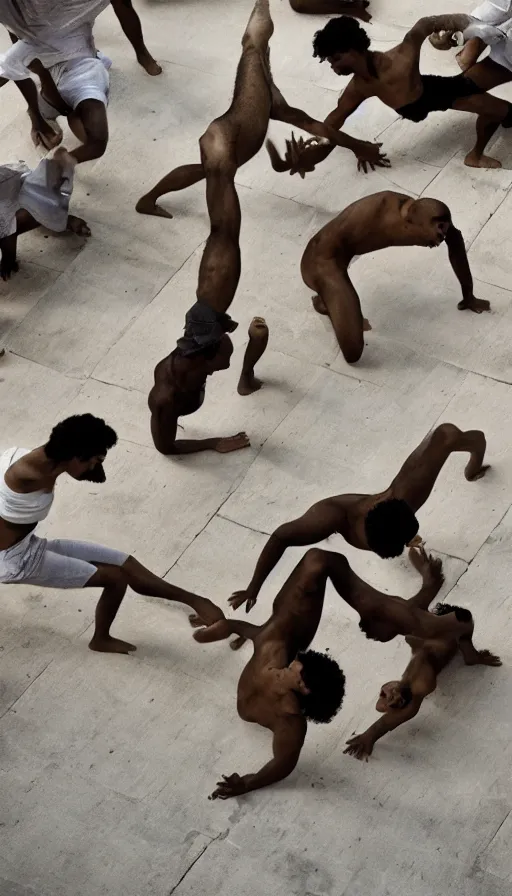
[445, 225, 490, 314]
[344, 699, 423, 760]
[210, 716, 307, 798]
[229, 499, 344, 611]
[0, 234, 19, 282]
[403, 14, 473, 51]
[406, 547, 444, 610]
[149, 397, 249, 455]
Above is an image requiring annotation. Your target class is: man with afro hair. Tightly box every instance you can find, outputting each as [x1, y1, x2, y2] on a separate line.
[0, 414, 224, 653]
[230, 423, 488, 613]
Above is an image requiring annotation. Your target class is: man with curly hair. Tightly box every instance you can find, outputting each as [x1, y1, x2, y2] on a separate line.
[267, 13, 512, 174]
[229, 424, 489, 613]
[0, 414, 224, 653]
[345, 553, 501, 761]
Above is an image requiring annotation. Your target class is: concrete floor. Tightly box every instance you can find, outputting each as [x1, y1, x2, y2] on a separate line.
[1, 1, 512, 893]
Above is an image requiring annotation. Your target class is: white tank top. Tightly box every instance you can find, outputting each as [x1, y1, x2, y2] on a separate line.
[0, 447, 54, 524]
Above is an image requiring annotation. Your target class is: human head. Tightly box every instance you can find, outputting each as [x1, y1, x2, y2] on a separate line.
[364, 498, 419, 559]
[405, 198, 452, 248]
[289, 649, 345, 723]
[313, 16, 371, 76]
[376, 681, 412, 712]
[44, 414, 117, 482]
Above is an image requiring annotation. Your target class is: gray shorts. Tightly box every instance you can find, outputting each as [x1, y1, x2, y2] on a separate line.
[0, 534, 128, 588]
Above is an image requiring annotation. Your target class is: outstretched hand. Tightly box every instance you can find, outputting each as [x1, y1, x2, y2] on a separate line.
[209, 773, 247, 800]
[355, 142, 391, 174]
[266, 134, 321, 178]
[229, 589, 257, 613]
[344, 732, 374, 761]
[408, 546, 444, 589]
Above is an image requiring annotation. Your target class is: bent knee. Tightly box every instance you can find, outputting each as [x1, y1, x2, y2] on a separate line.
[433, 422, 460, 445]
[303, 548, 328, 577]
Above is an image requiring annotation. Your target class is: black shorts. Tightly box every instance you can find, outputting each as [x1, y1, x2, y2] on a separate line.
[396, 74, 485, 123]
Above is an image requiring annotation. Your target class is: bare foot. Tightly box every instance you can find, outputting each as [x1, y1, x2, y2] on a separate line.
[89, 636, 136, 654]
[473, 649, 502, 667]
[238, 374, 263, 396]
[464, 462, 490, 482]
[135, 196, 173, 219]
[464, 151, 502, 169]
[363, 318, 372, 332]
[67, 215, 91, 237]
[137, 53, 163, 76]
[312, 294, 328, 315]
[457, 296, 491, 314]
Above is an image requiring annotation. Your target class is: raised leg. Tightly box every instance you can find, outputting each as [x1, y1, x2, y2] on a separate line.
[111, 0, 162, 75]
[238, 317, 269, 395]
[195, 125, 241, 314]
[311, 262, 365, 363]
[135, 164, 205, 218]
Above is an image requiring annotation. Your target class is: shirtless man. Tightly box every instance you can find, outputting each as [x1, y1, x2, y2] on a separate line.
[1, 149, 90, 282]
[194, 546, 471, 798]
[300, 191, 488, 364]
[136, 0, 388, 219]
[0, 413, 224, 653]
[229, 423, 488, 612]
[267, 14, 512, 175]
[345, 560, 501, 760]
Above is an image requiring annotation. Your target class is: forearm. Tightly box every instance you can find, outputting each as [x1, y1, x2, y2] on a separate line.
[448, 231, 473, 300]
[246, 534, 287, 598]
[167, 438, 219, 455]
[419, 14, 472, 39]
[225, 619, 262, 641]
[240, 758, 295, 794]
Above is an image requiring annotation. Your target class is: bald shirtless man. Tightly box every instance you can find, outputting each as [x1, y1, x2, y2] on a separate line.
[136, 0, 388, 220]
[229, 423, 488, 612]
[345, 566, 501, 761]
[194, 545, 471, 798]
[300, 191, 488, 364]
[268, 14, 512, 175]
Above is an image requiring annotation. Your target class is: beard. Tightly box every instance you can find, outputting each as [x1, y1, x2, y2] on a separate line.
[78, 462, 106, 483]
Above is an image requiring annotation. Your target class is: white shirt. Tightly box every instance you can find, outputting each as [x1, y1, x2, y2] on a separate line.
[467, 0, 512, 71]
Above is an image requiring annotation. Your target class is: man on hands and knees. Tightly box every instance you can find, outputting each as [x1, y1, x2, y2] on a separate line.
[0, 414, 224, 653]
[136, 0, 388, 219]
[301, 191, 488, 363]
[345, 580, 501, 760]
[230, 423, 488, 611]
[268, 14, 512, 175]
[191, 549, 346, 798]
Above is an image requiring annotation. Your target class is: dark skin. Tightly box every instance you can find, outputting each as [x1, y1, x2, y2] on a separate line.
[230, 423, 488, 612]
[148, 335, 250, 455]
[345, 552, 501, 760]
[110, 0, 162, 76]
[268, 14, 512, 175]
[289, 0, 372, 21]
[0, 443, 224, 653]
[135, 0, 388, 220]
[301, 191, 489, 363]
[192, 546, 473, 798]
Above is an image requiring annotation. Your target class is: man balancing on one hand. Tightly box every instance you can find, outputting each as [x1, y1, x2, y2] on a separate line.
[300, 190, 488, 364]
[0, 414, 224, 653]
[193, 545, 471, 798]
[267, 14, 512, 176]
[136, 0, 388, 219]
[229, 423, 488, 612]
[345, 554, 501, 761]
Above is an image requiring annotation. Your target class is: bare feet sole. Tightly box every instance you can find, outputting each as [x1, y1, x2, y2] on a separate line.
[89, 637, 137, 654]
[135, 197, 173, 218]
[464, 152, 502, 169]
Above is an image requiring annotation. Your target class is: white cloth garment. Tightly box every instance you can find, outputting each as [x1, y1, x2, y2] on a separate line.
[0, 157, 74, 239]
[466, 2, 512, 71]
[0, 0, 109, 68]
[36, 56, 110, 119]
[0, 533, 128, 586]
[0, 447, 54, 523]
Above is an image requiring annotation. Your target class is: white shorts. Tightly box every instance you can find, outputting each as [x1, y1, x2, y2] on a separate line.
[0, 534, 128, 588]
[38, 56, 110, 120]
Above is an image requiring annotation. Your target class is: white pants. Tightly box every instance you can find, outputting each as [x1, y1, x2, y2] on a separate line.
[0, 534, 128, 588]
[38, 56, 110, 119]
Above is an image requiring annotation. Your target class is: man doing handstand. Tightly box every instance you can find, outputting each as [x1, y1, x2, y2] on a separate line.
[230, 423, 488, 611]
[301, 190, 488, 363]
[194, 546, 471, 798]
[345, 551, 501, 760]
